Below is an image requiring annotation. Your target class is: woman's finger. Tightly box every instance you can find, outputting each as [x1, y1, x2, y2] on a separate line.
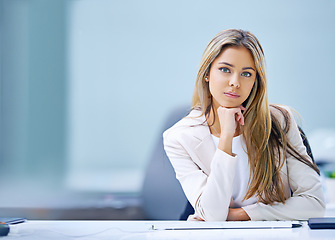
[235, 110, 244, 125]
[239, 105, 246, 111]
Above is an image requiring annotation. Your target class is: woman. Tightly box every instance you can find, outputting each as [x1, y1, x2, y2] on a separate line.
[163, 29, 325, 221]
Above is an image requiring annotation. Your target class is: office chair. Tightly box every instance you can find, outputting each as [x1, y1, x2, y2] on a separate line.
[141, 105, 190, 220]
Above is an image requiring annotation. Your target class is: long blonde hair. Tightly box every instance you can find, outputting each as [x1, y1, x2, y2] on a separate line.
[192, 29, 319, 204]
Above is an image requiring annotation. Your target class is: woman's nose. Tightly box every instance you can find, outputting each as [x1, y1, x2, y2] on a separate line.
[229, 74, 240, 88]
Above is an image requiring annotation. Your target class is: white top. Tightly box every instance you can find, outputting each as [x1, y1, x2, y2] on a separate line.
[211, 134, 257, 207]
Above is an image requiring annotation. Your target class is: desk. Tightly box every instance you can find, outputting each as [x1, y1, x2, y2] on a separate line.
[6, 220, 335, 240]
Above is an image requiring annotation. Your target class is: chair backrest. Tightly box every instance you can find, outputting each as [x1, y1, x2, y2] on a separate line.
[141, 106, 190, 220]
[298, 126, 315, 163]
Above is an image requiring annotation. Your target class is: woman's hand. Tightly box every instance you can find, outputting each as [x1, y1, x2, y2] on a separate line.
[227, 208, 250, 221]
[217, 105, 245, 155]
[217, 105, 245, 138]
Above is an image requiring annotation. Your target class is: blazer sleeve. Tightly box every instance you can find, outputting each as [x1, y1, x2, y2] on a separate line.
[242, 106, 326, 220]
[163, 128, 238, 221]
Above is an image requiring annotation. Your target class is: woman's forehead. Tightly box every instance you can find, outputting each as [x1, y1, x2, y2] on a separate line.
[213, 46, 256, 69]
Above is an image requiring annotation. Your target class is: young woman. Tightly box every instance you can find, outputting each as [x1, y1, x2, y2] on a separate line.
[163, 29, 325, 221]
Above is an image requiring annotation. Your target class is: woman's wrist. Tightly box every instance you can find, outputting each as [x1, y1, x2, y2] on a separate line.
[218, 135, 234, 156]
[227, 208, 251, 221]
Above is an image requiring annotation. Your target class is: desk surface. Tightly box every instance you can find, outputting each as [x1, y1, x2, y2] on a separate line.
[6, 220, 335, 240]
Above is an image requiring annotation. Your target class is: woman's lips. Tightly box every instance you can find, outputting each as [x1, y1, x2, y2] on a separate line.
[224, 92, 240, 98]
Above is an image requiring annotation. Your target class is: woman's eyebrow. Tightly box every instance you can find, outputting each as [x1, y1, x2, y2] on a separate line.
[218, 62, 234, 67]
[218, 62, 256, 72]
[242, 67, 256, 71]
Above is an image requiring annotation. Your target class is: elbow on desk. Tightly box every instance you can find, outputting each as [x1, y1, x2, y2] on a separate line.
[293, 196, 326, 220]
[308, 198, 326, 218]
[194, 200, 229, 221]
[303, 191, 326, 218]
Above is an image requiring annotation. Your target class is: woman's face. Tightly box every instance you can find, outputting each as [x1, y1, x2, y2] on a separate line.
[206, 46, 256, 109]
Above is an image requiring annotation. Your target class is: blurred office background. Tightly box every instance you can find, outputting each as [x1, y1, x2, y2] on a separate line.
[1, 0, 335, 220]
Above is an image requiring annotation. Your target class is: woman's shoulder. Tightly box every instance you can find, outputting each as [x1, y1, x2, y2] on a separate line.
[270, 104, 300, 133]
[163, 109, 207, 140]
[269, 104, 295, 121]
[270, 104, 291, 115]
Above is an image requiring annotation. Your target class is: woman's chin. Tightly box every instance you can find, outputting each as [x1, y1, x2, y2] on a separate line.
[218, 103, 242, 108]
[213, 98, 244, 109]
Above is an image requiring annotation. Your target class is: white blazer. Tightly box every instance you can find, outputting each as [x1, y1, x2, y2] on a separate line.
[163, 106, 325, 221]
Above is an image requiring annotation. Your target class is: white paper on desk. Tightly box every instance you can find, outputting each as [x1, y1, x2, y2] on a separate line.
[152, 221, 302, 230]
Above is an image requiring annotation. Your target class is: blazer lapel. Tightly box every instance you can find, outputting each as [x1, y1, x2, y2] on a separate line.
[194, 134, 216, 175]
[187, 112, 216, 175]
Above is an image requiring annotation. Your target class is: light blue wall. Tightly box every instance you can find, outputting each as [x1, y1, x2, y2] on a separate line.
[66, 0, 335, 192]
[1, 0, 335, 205]
[0, 0, 68, 204]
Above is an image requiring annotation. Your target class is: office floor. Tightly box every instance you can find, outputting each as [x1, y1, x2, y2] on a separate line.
[0, 194, 148, 220]
[0, 206, 147, 220]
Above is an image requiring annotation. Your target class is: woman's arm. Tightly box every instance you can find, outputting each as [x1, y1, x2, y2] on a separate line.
[242, 106, 325, 220]
[164, 106, 247, 221]
[163, 128, 238, 221]
[163, 105, 246, 221]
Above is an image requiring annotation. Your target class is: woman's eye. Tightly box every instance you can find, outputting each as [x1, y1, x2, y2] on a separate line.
[219, 67, 230, 73]
[241, 72, 252, 77]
